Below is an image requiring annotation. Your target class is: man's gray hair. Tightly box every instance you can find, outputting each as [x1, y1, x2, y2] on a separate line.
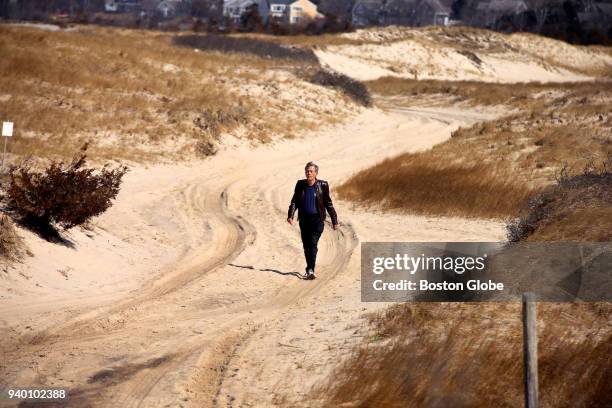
[305, 161, 319, 173]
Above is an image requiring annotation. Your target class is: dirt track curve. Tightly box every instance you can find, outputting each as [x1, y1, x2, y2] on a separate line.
[0, 105, 506, 407]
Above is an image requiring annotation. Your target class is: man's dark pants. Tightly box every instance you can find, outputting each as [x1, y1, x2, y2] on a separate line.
[299, 213, 324, 272]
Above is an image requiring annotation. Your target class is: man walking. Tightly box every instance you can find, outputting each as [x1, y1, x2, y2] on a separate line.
[287, 162, 338, 280]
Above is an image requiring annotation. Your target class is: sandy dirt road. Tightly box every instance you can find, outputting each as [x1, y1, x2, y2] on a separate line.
[0, 105, 506, 407]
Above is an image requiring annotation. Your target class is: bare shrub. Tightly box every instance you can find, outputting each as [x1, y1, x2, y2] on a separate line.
[6, 153, 128, 235]
[307, 69, 372, 107]
[193, 106, 248, 139]
[195, 140, 218, 156]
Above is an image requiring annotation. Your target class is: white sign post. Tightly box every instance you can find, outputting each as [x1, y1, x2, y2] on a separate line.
[2, 121, 13, 170]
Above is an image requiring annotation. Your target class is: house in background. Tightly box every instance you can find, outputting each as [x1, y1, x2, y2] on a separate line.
[223, 0, 270, 24]
[434, 10, 450, 25]
[269, 0, 323, 25]
[351, 0, 385, 27]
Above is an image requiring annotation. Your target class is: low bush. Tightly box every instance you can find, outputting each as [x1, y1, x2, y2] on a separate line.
[307, 69, 372, 107]
[6, 153, 128, 234]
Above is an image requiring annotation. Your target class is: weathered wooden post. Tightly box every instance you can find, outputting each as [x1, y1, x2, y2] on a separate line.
[523, 292, 538, 408]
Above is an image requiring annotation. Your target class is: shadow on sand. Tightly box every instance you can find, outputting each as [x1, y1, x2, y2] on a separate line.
[229, 263, 306, 280]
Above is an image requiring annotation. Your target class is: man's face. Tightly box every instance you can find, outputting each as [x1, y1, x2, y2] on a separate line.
[305, 166, 317, 182]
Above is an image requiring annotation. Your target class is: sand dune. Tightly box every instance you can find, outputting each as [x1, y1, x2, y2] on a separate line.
[3, 25, 604, 406]
[316, 27, 612, 82]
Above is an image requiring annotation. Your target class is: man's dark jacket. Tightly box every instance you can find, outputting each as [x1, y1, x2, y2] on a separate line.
[288, 179, 338, 225]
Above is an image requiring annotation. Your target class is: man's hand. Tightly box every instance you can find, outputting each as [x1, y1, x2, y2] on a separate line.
[287, 218, 294, 225]
[333, 224, 338, 231]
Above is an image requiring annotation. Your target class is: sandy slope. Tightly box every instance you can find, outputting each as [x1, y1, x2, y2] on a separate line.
[316, 27, 612, 83]
[0, 105, 505, 407]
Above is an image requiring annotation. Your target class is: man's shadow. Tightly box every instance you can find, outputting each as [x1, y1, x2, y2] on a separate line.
[229, 263, 307, 280]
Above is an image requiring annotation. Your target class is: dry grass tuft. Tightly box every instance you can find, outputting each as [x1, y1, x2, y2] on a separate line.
[0, 214, 25, 261]
[338, 154, 533, 219]
[367, 77, 551, 107]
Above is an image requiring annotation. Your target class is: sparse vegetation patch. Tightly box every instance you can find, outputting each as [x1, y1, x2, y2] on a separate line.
[507, 158, 612, 242]
[173, 34, 319, 65]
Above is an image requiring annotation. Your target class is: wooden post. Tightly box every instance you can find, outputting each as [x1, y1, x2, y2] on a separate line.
[523, 292, 538, 408]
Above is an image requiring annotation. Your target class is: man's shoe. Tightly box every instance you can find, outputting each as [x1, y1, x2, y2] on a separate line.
[306, 268, 315, 280]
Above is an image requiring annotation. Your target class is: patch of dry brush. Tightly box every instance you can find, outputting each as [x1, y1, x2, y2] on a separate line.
[0, 26, 357, 163]
[339, 81, 611, 219]
[316, 302, 611, 407]
[0, 214, 25, 261]
[508, 158, 612, 242]
[337, 154, 533, 219]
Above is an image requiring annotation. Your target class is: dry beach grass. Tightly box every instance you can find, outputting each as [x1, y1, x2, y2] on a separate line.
[0, 25, 357, 164]
[338, 80, 612, 224]
[316, 302, 612, 407]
